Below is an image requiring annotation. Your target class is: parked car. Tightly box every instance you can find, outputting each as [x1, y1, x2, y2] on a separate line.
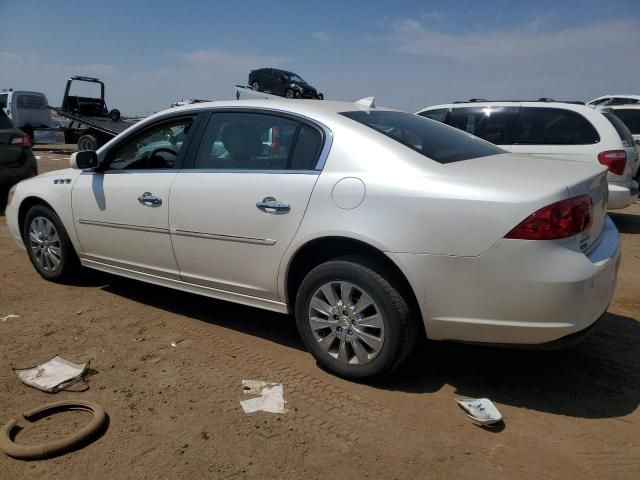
[248, 68, 323, 99]
[603, 104, 640, 179]
[0, 89, 56, 140]
[417, 100, 639, 209]
[587, 94, 640, 108]
[0, 109, 37, 192]
[6, 99, 620, 380]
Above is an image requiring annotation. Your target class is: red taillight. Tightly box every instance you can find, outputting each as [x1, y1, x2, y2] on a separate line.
[598, 150, 626, 175]
[10, 133, 31, 148]
[505, 195, 593, 240]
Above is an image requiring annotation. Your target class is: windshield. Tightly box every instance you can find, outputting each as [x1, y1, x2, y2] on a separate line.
[17, 94, 47, 109]
[287, 73, 306, 84]
[341, 110, 504, 164]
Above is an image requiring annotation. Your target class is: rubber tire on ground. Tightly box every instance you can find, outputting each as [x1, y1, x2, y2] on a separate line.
[77, 134, 98, 151]
[23, 204, 80, 282]
[285, 89, 296, 99]
[295, 256, 417, 380]
[251, 81, 260, 91]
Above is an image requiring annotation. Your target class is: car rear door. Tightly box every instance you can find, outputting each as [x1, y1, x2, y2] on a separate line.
[169, 109, 327, 303]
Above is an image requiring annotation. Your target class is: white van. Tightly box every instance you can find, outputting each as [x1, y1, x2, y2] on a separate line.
[417, 100, 639, 209]
[0, 89, 56, 138]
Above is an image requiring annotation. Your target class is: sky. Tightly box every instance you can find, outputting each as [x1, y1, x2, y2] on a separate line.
[1, 0, 639, 116]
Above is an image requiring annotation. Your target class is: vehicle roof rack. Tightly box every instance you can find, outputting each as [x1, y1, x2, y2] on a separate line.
[453, 98, 585, 105]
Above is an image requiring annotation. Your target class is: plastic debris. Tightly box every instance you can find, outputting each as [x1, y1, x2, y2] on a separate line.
[240, 380, 287, 414]
[456, 397, 503, 426]
[14, 356, 89, 393]
[0, 314, 20, 322]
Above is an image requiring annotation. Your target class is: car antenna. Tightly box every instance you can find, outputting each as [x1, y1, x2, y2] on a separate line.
[355, 97, 376, 108]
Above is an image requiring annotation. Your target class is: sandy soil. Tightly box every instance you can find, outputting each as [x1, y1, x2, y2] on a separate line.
[0, 146, 638, 479]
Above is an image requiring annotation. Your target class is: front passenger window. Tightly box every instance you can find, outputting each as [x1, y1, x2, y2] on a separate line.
[107, 117, 193, 170]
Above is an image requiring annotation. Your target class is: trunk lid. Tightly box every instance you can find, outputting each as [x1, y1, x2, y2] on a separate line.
[448, 153, 609, 252]
[0, 127, 26, 167]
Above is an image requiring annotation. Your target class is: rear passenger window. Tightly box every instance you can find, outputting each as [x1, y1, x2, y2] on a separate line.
[418, 109, 448, 123]
[290, 125, 323, 170]
[514, 108, 599, 145]
[447, 107, 518, 145]
[612, 109, 640, 135]
[194, 112, 322, 171]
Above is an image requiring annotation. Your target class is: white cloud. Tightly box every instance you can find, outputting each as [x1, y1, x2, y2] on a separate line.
[311, 31, 333, 43]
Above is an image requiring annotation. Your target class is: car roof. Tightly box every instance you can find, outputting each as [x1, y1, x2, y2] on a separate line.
[417, 101, 593, 113]
[151, 99, 397, 122]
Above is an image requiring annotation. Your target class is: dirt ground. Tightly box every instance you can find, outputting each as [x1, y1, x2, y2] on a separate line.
[0, 145, 638, 479]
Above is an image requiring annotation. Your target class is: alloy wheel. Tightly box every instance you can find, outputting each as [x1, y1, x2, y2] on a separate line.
[29, 216, 62, 272]
[308, 281, 385, 365]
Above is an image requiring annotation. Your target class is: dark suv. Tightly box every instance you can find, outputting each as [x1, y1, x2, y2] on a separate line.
[0, 109, 37, 193]
[248, 68, 323, 99]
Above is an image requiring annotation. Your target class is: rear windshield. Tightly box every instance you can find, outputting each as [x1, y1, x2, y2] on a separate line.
[0, 110, 13, 129]
[603, 112, 634, 147]
[341, 110, 504, 164]
[17, 94, 47, 109]
[611, 109, 640, 135]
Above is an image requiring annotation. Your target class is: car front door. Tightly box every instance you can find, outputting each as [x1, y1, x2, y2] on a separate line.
[169, 110, 327, 304]
[71, 114, 198, 278]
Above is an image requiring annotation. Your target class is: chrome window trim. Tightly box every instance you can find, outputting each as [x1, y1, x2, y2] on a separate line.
[175, 169, 319, 175]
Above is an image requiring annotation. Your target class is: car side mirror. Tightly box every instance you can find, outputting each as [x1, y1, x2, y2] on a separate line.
[70, 150, 99, 170]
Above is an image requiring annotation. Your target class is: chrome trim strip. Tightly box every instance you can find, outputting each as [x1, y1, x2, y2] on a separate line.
[79, 255, 289, 314]
[78, 219, 169, 234]
[79, 253, 181, 280]
[177, 169, 319, 175]
[172, 229, 276, 246]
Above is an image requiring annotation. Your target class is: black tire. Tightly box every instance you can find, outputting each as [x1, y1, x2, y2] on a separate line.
[285, 89, 296, 99]
[23, 205, 80, 282]
[295, 256, 417, 380]
[78, 134, 98, 151]
[251, 81, 260, 91]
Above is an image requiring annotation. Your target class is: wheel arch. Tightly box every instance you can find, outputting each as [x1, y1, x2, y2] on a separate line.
[283, 235, 424, 334]
[18, 196, 56, 239]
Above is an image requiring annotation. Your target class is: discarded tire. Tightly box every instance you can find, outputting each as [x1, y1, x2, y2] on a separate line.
[0, 400, 107, 460]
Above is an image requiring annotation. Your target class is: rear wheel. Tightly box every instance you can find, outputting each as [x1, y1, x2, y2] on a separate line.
[285, 89, 296, 99]
[23, 205, 79, 282]
[295, 257, 417, 380]
[78, 134, 98, 151]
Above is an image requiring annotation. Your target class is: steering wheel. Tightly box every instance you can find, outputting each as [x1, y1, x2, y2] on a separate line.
[145, 147, 178, 168]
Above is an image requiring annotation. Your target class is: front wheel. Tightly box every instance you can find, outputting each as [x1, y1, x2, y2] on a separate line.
[23, 205, 80, 282]
[251, 81, 260, 91]
[295, 257, 417, 380]
[285, 89, 296, 99]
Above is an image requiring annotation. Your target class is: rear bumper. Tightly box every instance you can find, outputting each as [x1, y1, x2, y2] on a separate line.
[0, 151, 37, 187]
[388, 216, 620, 345]
[608, 179, 639, 209]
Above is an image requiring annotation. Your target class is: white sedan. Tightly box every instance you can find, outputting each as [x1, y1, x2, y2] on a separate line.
[6, 99, 620, 380]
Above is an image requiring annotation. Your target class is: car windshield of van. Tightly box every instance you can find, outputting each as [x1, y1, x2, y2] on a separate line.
[341, 110, 504, 163]
[17, 94, 47, 109]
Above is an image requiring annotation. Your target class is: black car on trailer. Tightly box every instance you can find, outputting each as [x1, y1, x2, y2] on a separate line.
[248, 68, 323, 99]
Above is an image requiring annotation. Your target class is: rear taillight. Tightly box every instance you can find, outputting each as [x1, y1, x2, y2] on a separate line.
[10, 133, 31, 148]
[505, 195, 593, 240]
[598, 150, 626, 175]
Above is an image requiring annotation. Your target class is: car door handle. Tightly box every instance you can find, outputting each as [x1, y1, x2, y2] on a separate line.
[138, 192, 162, 207]
[256, 197, 290, 214]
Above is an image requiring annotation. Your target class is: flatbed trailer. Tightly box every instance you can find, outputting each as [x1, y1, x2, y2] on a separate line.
[51, 76, 136, 150]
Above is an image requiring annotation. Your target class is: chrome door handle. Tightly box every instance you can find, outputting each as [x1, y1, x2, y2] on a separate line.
[138, 192, 162, 207]
[256, 196, 290, 214]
